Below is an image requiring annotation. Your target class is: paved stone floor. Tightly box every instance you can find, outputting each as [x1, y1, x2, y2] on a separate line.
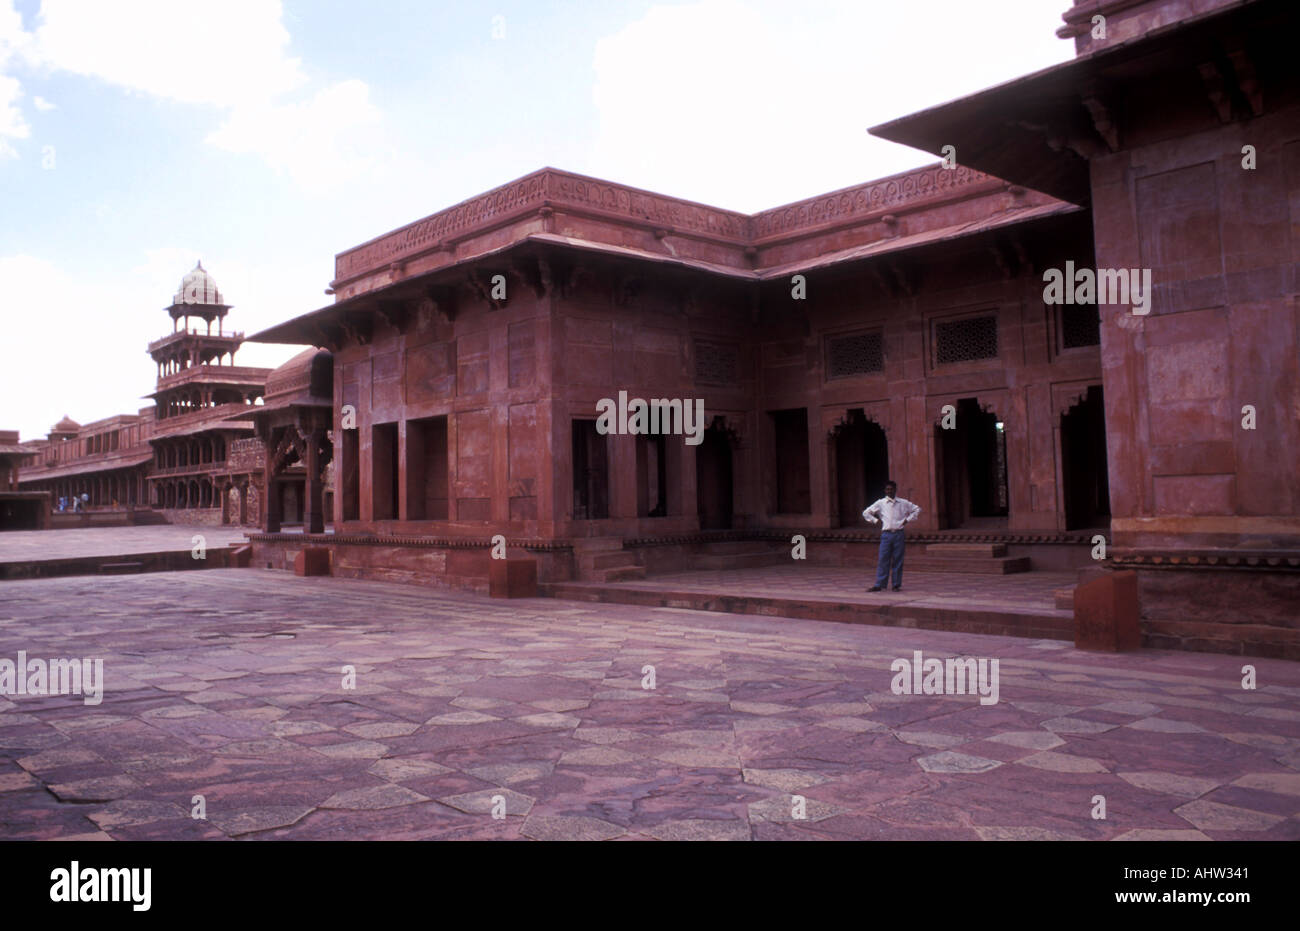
[0, 525, 253, 563]
[1, 569, 1298, 841]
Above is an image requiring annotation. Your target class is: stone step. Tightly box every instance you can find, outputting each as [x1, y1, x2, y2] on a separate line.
[541, 582, 1072, 640]
[99, 561, 145, 574]
[898, 555, 1031, 574]
[1054, 586, 1076, 611]
[601, 565, 646, 582]
[693, 551, 789, 570]
[590, 551, 639, 569]
[925, 543, 1008, 557]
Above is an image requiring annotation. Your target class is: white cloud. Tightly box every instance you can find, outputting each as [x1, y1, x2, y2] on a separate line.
[32, 95, 54, 110]
[0, 73, 24, 157]
[0, 0, 382, 187]
[33, 0, 305, 108]
[0, 0, 30, 157]
[207, 79, 384, 191]
[590, 0, 1071, 212]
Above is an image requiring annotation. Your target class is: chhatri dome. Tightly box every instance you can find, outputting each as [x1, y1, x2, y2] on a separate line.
[172, 260, 225, 307]
[166, 261, 231, 329]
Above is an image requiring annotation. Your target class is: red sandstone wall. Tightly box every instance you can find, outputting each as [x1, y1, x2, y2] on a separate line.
[1091, 97, 1300, 553]
[334, 278, 555, 537]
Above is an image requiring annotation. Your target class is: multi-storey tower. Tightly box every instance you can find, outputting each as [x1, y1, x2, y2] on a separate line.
[145, 263, 272, 511]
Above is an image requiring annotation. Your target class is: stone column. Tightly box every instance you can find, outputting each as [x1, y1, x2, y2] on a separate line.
[303, 428, 325, 535]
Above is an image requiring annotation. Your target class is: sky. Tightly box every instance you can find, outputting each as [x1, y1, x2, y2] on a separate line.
[0, 0, 1073, 441]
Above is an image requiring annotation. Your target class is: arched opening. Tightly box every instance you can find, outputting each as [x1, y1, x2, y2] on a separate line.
[1061, 385, 1110, 530]
[696, 419, 735, 530]
[935, 397, 1009, 529]
[832, 410, 889, 528]
[281, 481, 302, 524]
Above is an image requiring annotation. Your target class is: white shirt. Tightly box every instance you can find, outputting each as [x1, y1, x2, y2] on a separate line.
[863, 496, 921, 531]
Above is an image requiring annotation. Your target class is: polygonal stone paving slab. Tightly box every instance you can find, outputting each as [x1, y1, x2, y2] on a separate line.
[819, 717, 887, 733]
[527, 698, 590, 712]
[1230, 772, 1300, 796]
[342, 722, 420, 739]
[895, 731, 968, 749]
[0, 772, 36, 792]
[514, 713, 582, 729]
[1111, 829, 1211, 841]
[368, 758, 454, 781]
[975, 826, 1086, 841]
[747, 796, 844, 823]
[1127, 717, 1206, 734]
[88, 799, 188, 830]
[1042, 717, 1118, 735]
[742, 768, 832, 792]
[559, 746, 642, 767]
[209, 806, 315, 837]
[916, 751, 1003, 774]
[1016, 751, 1109, 774]
[47, 775, 139, 802]
[521, 815, 626, 841]
[466, 762, 555, 785]
[641, 819, 751, 841]
[321, 784, 429, 810]
[986, 731, 1065, 750]
[425, 711, 501, 725]
[311, 740, 388, 759]
[652, 748, 741, 769]
[1173, 800, 1284, 832]
[572, 727, 642, 745]
[1117, 771, 1221, 799]
[437, 788, 534, 816]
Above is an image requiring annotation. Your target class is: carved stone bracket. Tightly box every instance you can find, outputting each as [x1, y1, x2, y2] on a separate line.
[1226, 39, 1264, 116]
[1198, 61, 1234, 123]
[375, 299, 413, 335]
[465, 270, 507, 310]
[1080, 92, 1119, 152]
[614, 274, 642, 307]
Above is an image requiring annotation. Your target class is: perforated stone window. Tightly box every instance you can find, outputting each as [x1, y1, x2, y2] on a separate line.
[826, 330, 883, 378]
[934, 315, 998, 365]
[1060, 304, 1100, 349]
[695, 342, 739, 385]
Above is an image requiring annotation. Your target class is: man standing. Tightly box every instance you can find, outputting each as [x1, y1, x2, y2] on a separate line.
[862, 480, 921, 592]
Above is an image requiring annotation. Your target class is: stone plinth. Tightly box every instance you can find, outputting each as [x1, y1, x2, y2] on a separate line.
[490, 557, 537, 598]
[1074, 569, 1140, 651]
[294, 547, 331, 577]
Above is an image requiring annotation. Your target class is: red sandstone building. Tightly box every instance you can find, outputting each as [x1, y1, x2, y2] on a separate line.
[17, 263, 275, 527]
[245, 0, 1299, 659]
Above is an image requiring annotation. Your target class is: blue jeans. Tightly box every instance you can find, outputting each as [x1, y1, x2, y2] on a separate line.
[874, 530, 905, 588]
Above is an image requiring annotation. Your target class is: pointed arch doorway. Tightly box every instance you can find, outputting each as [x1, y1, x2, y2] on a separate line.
[832, 410, 889, 528]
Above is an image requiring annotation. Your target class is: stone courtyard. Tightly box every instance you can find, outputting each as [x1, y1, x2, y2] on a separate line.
[2, 563, 1298, 841]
